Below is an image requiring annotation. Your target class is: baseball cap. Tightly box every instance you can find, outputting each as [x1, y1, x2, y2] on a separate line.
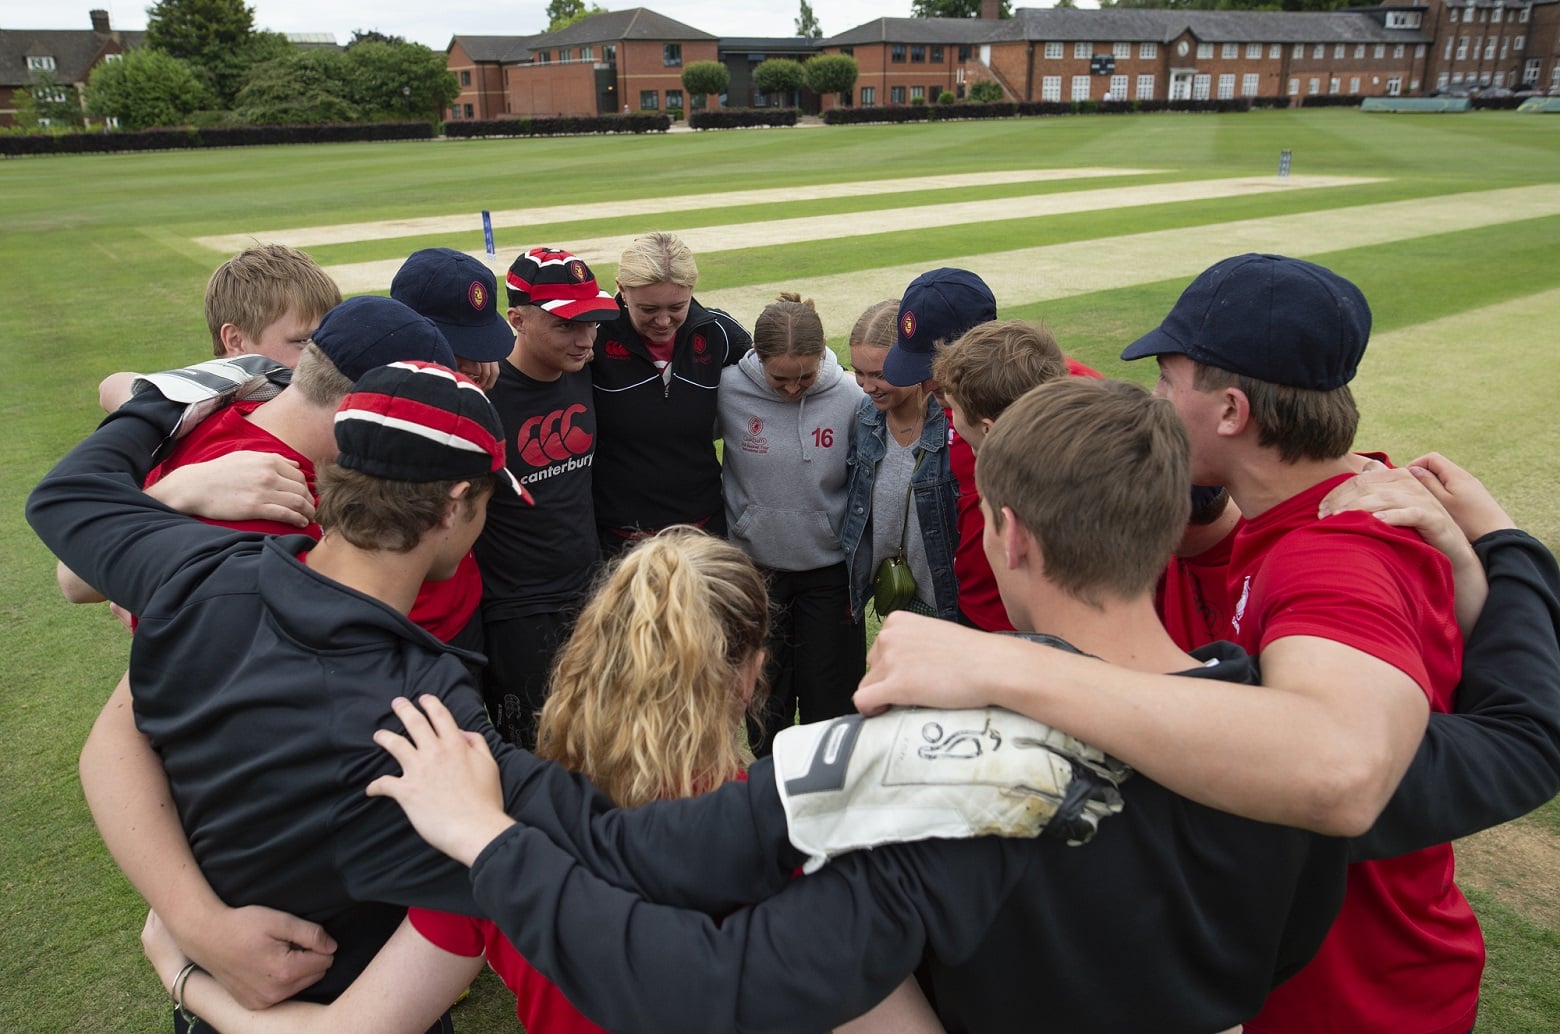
[310, 296, 456, 383]
[883, 268, 998, 387]
[390, 248, 515, 363]
[505, 247, 620, 322]
[334, 361, 533, 503]
[1120, 254, 1372, 391]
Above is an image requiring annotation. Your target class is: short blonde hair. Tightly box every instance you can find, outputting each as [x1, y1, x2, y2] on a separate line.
[615, 232, 699, 290]
[204, 244, 341, 356]
[752, 292, 826, 361]
[536, 528, 770, 807]
[849, 299, 899, 350]
[289, 343, 354, 408]
[932, 319, 1067, 426]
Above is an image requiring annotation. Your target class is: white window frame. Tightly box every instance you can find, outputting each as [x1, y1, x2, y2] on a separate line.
[1270, 44, 1282, 59]
[1247, 43, 1262, 60]
[1198, 42, 1214, 59]
[1387, 76, 1402, 95]
[1309, 77, 1321, 95]
[1349, 76, 1360, 93]
[1288, 77, 1299, 95]
[1242, 73, 1260, 97]
[1044, 42, 1063, 60]
[1314, 44, 1325, 59]
[1071, 74, 1091, 100]
[1136, 73, 1155, 99]
[1354, 44, 1365, 59]
[1223, 43, 1239, 59]
[27, 55, 56, 71]
[1041, 76, 1062, 101]
[1374, 44, 1384, 59]
[860, 85, 876, 106]
[1140, 42, 1157, 59]
[1110, 73, 1129, 98]
[1193, 74, 1211, 100]
[1217, 73, 1235, 99]
[1293, 43, 1304, 59]
[1074, 42, 1092, 59]
[1113, 42, 1130, 59]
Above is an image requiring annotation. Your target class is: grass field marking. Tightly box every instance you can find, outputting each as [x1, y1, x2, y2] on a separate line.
[318, 174, 1382, 294]
[694, 183, 1560, 327]
[190, 167, 1159, 252]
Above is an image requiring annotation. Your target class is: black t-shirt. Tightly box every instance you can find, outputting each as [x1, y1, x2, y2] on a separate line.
[475, 362, 599, 619]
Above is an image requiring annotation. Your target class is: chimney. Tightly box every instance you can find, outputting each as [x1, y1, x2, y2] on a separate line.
[981, 0, 999, 19]
[90, 9, 111, 33]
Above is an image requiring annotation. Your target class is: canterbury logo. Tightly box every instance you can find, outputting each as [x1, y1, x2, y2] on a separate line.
[516, 404, 592, 466]
[603, 341, 631, 359]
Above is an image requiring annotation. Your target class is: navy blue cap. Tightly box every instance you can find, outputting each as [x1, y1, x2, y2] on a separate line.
[310, 296, 455, 383]
[1121, 254, 1371, 391]
[883, 268, 997, 387]
[391, 248, 514, 362]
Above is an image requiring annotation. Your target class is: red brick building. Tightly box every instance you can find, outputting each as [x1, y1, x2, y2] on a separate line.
[446, 35, 537, 121]
[0, 9, 141, 127]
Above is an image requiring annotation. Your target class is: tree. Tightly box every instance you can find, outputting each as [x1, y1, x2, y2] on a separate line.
[85, 48, 208, 128]
[795, 1, 823, 38]
[146, 1, 293, 106]
[545, 0, 607, 31]
[681, 60, 731, 101]
[910, 0, 1012, 16]
[803, 53, 858, 102]
[14, 71, 83, 129]
[968, 80, 1005, 102]
[339, 41, 460, 121]
[233, 50, 359, 124]
[348, 29, 406, 46]
[753, 58, 806, 105]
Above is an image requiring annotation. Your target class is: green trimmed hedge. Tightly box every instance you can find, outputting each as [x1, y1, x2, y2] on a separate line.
[688, 107, 799, 130]
[823, 97, 1268, 125]
[0, 120, 432, 157]
[442, 113, 670, 138]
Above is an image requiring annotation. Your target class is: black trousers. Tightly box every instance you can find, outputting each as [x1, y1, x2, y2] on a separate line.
[481, 609, 575, 750]
[748, 562, 865, 757]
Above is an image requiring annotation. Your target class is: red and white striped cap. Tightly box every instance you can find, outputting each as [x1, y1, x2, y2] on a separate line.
[334, 361, 533, 504]
[505, 247, 620, 323]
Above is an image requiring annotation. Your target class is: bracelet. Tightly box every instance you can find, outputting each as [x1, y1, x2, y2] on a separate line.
[171, 961, 200, 1030]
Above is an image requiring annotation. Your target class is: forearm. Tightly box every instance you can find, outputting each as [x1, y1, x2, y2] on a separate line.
[56, 559, 107, 604]
[1352, 530, 1560, 859]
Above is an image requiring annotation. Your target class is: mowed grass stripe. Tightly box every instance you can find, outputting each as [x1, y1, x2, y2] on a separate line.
[695, 184, 1560, 326]
[192, 168, 1157, 252]
[319, 174, 1379, 293]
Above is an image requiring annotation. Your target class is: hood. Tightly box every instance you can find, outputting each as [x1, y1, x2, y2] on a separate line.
[736, 346, 846, 400]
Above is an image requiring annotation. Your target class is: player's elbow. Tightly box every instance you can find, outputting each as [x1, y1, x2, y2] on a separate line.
[56, 561, 106, 604]
[1299, 747, 1400, 838]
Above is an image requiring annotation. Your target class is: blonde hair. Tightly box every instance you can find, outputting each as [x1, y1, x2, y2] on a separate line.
[615, 232, 699, 290]
[753, 292, 825, 361]
[289, 342, 354, 408]
[536, 528, 770, 807]
[850, 299, 900, 351]
[204, 244, 341, 356]
[932, 319, 1067, 425]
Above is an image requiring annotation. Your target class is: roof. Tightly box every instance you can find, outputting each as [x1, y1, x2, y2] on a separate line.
[450, 34, 540, 63]
[825, 17, 998, 47]
[527, 7, 718, 50]
[0, 27, 144, 88]
[719, 36, 824, 52]
[990, 8, 1433, 44]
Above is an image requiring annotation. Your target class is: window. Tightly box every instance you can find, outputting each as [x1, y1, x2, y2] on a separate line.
[1515, 35, 1525, 51]
[1393, 44, 1404, 59]
[1217, 74, 1234, 99]
[1041, 76, 1062, 101]
[910, 85, 925, 100]
[1386, 11, 1421, 29]
[1494, 71, 1506, 86]
[1335, 44, 1346, 59]
[1313, 44, 1324, 59]
[464, 103, 473, 118]
[840, 46, 853, 56]
[1491, 6, 1502, 23]
[1136, 73, 1155, 99]
[1354, 44, 1365, 59]
[891, 44, 907, 63]
[1293, 43, 1303, 59]
[1075, 42, 1092, 59]
[105, 116, 119, 129]
[1193, 74, 1211, 99]
[640, 90, 659, 109]
[581, 46, 593, 60]
[560, 48, 571, 61]
[1415, 44, 1425, 59]
[891, 85, 906, 103]
[1140, 42, 1157, 59]
[1308, 77, 1320, 94]
[1288, 78, 1299, 95]
[663, 44, 681, 66]
[1525, 58, 1541, 83]
[1270, 44, 1282, 59]
[666, 89, 683, 109]
[104, 52, 122, 63]
[460, 70, 471, 86]
[1071, 75, 1091, 100]
[1248, 43, 1262, 60]
[958, 45, 971, 62]
[1223, 43, 1239, 59]
[1329, 76, 1340, 94]
[1521, 6, 1531, 23]
[1110, 73, 1128, 98]
[37, 117, 51, 128]
[911, 45, 925, 63]
[1502, 39, 1510, 59]
[1114, 42, 1130, 59]
[1456, 37, 1468, 60]
[1387, 76, 1401, 95]
[1349, 76, 1360, 92]
[1045, 42, 1063, 60]
[1373, 44, 1384, 59]
[932, 45, 944, 63]
[537, 51, 550, 63]
[604, 45, 616, 61]
[26, 55, 55, 71]
[861, 86, 876, 106]
[1437, 72, 1450, 89]
[1197, 43, 1213, 59]
[1242, 73, 1259, 96]
[1484, 38, 1496, 60]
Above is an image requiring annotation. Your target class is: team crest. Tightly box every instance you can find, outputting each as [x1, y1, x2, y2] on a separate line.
[568, 260, 588, 282]
[469, 281, 487, 310]
[748, 417, 763, 436]
[693, 335, 707, 353]
[901, 311, 917, 339]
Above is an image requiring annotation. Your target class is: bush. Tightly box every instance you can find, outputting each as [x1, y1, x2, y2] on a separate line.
[1299, 94, 1364, 108]
[1252, 95, 1292, 110]
[937, 90, 956, 105]
[822, 105, 931, 125]
[0, 120, 435, 157]
[442, 114, 669, 138]
[688, 108, 798, 130]
[967, 81, 1005, 103]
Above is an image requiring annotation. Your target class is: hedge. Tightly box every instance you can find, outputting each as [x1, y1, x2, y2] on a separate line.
[688, 107, 798, 130]
[823, 97, 1271, 125]
[0, 120, 433, 157]
[442, 113, 669, 138]
[1298, 94, 1366, 108]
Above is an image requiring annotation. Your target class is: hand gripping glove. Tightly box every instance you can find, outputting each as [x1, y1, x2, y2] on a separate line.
[131, 354, 292, 440]
[773, 704, 1130, 874]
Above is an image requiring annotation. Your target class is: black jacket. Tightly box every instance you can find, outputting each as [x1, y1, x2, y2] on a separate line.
[590, 297, 748, 531]
[26, 392, 799, 1003]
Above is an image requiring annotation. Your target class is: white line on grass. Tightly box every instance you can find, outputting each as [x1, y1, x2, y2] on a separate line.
[192, 168, 1158, 252]
[318, 174, 1379, 294]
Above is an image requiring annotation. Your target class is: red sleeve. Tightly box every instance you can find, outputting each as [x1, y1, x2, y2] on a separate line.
[407, 907, 486, 958]
[1065, 358, 1105, 380]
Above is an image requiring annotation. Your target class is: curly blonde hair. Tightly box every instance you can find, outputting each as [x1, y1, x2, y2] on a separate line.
[535, 527, 770, 807]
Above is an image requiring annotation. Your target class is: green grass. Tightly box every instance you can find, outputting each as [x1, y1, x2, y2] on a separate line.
[2, 110, 1558, 1031]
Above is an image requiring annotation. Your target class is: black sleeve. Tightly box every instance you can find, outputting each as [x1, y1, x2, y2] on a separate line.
[25, 392, 248, 616]
[468, 823, 1014, 1034]
[1351, 530, 1560, 861]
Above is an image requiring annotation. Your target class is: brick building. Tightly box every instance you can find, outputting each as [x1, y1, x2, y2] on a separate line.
[446, 35, 537, 121]
[0, 9, 141, 127]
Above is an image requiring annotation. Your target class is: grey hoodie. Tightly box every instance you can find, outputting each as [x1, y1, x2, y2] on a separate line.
[718, 348, 864, 571]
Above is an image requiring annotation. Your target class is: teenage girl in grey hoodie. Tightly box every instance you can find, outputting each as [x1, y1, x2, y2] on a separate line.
[718, 294, 866, 755]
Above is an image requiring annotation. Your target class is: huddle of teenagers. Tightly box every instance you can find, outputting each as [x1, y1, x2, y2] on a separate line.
[30, 232, 1560, 1034]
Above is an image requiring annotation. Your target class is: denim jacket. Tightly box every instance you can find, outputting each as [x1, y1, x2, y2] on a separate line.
[839, 394, 959, 622]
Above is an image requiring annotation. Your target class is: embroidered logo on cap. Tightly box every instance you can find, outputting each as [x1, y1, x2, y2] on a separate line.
[469, 281, 487, 311]
[901, 311, 917, 339]
[568, 260, 588, 282]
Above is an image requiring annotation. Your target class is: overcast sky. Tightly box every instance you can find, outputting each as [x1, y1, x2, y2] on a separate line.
[0, 2, 1096, 49]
